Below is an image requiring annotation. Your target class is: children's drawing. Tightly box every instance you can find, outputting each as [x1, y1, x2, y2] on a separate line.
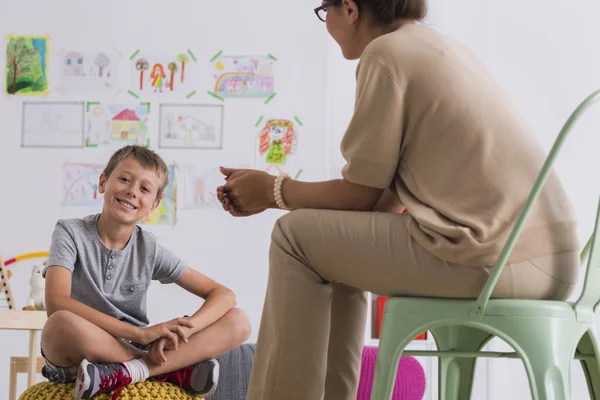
[182, 166, 224, 209]
[182, 164, 251, 209]
[141, 164, 177, 226]
[56, 49, 121, 94]
[22, 102, 84, 148]
[6, 35, 49, 95]
[255, 118, 300, 175]
[130, 50, 197, 97]
[159, 104, 223, 149]
[210, 54, 275, 99]
[85, 102, 150, 147]
[62, 163, 105, 207]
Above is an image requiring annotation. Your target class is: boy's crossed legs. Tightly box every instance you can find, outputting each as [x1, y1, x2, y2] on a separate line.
[41, 308, 251, 399]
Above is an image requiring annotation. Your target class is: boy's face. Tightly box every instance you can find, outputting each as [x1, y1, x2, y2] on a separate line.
[98, 157, 161, 225]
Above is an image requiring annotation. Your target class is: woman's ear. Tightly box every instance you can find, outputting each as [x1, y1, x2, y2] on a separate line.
[342, 0, 360, 23]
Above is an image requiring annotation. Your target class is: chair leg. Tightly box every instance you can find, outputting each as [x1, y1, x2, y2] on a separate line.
[577, 330, 600, 400]
[371, 318, 427, 400]
[430, 326, 492, 400]
[498, 323, 575, 400]
[9, 357, 17, 400]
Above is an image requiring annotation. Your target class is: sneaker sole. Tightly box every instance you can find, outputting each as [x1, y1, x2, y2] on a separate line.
[74, 359, 91, 400]
[203, 359, 220, 398]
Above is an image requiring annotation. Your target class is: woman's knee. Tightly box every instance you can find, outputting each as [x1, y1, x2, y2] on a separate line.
[271, 209, 312, 248]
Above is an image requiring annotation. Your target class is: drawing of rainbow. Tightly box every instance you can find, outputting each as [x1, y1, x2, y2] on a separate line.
[214, 72, 274, 97]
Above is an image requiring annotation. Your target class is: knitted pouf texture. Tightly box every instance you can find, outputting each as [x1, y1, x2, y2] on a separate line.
[357, 345, 426, 400]
[211, 342, 256, 400]
[18, 381, 204, 400]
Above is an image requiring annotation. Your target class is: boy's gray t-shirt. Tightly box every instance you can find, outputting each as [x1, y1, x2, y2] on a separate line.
[43, 214, 186, 327]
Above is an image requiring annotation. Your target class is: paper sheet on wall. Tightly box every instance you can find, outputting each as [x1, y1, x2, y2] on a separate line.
[85, 102, 150, 147]
[129, 50, 198, 98]
[159, 104, 223, 149]
[22, 102, 85, 148]
[55, 48, 122, 95]
[254, 115, 302, 178]
[6, 35, 49, 96]
[62, 162, 105, 207]
[209, 53, 276, 100]
[181, 164, 251, 210]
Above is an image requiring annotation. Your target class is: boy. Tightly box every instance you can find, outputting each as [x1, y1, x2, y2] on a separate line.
[41, 145, 251, 399]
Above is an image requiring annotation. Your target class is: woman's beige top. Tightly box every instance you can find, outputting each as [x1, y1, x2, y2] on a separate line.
[340, 23, 579, 267]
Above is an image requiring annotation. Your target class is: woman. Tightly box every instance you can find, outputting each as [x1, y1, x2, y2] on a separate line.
[217, 0, 581, 399]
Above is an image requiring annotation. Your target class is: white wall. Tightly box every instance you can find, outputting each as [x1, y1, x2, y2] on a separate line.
[2, 0, 600, 398]
[327, 1, 600, 399]
[0, 0, 329, 397]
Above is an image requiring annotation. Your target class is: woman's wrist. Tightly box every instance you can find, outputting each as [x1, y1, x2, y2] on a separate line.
[273, 174, 291, 210]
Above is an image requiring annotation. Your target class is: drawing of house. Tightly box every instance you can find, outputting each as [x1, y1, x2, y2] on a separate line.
[111, 109, 140, 140]
[173, 116, 215, 140]
[64, 51, 84, 76]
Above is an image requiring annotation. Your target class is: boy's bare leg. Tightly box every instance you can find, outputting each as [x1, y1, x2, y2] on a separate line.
[146, 307, 251, 376]
[41, 310, 145, 367]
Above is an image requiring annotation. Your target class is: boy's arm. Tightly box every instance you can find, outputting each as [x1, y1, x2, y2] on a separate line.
[175, 266, 237, 336]
[45, 266, 138, 341]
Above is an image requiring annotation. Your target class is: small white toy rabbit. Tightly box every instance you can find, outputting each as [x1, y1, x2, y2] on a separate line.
[24, 262, 46, 311]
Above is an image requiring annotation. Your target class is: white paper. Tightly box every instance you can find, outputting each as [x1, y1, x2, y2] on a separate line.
[159, 104, 224, 149]
[22, 102, 84, 148]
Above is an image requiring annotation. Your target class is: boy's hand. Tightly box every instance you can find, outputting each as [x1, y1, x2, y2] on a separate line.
[148, 337, 169, 366]
[136, 317, 194, 349]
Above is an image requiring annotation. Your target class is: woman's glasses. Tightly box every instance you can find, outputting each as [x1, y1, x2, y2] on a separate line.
[314, 1, 341, 22]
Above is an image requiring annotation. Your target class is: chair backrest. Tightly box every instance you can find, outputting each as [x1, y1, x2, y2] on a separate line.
[473, 89, 600, 318]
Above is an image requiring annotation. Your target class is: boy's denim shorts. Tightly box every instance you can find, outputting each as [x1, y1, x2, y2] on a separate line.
[40, 340, 149, 383]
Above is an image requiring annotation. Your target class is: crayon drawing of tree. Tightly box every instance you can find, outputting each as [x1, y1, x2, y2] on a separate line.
[135, 58, 149, 90]
[94, 52, 110, 77]
[167, 62, 178, 91]
[176, 53, 189, 83]
[6, 36, 48, 95]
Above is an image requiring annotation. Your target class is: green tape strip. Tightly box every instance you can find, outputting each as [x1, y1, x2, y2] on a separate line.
[294, 169, 303, 180]
[294, 116, 303, 126]
[255, 116, 264, 127]
[187, 49, 197, 62]
[210, 50, 223, 62]
[129, 49, 140, 60]
[145, 138, 150, 148]
[186, 90, 197, 99]
[207, 91, 224, 101]
[264, 92, 277, 104]
[141, 102, 151, 113]
[268, 53, 278, 61]
[86, 101, 100, 112]
[127, 90, 140, 99]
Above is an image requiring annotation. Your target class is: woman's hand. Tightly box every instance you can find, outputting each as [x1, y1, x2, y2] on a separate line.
[217, 167, 275, 216]
[135, 317, 194, 349]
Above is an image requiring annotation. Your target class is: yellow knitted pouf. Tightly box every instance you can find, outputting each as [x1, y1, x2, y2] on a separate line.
[19, 381, 204, 400]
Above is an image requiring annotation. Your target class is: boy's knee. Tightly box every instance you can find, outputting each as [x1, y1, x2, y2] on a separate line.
[227, 308, 251, 342]
[43, 310, 77, 337]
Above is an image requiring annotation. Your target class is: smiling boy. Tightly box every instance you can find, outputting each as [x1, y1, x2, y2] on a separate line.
[41, 145, 251, 399]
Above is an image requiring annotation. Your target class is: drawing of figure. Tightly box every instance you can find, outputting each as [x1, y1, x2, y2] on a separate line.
[64, 51, 84, 76]
[259, 119, 298, 174]
[149, 63, 166, 93]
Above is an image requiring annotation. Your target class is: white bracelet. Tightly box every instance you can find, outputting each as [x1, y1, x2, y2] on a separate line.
[273, 174, 291, 210]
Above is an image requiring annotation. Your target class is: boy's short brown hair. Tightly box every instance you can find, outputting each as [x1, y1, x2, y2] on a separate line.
[103, 145, 169, 201]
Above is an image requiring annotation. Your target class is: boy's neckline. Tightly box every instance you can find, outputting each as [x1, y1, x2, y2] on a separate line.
[93, 213, 138, 252]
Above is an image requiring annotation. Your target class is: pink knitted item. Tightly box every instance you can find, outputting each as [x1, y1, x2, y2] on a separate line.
[357, 346, 426, 400]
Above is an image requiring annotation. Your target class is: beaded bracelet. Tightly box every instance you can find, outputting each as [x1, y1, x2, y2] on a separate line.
[273, 173, 291, 210]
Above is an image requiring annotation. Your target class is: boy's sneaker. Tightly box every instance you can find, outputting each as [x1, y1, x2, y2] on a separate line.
[74, 359, 133, 400]
[155, 358, 220, 397]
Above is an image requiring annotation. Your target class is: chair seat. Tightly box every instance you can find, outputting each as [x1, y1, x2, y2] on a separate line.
[18, 381, 204, 400]
[385, 297, 575, 319]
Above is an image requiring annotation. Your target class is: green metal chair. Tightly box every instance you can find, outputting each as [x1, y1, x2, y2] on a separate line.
[371, 89, 600, 400]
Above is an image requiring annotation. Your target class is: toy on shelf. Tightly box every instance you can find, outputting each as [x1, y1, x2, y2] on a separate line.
[23, 262, 46, 311]
[0, 251, 49, 311]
